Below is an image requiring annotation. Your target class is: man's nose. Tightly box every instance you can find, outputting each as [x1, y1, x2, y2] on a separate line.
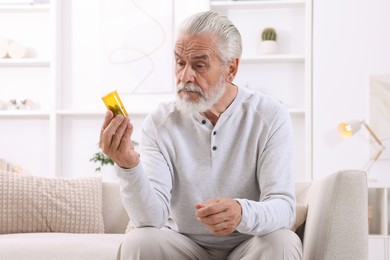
[179, 65, 195, 84]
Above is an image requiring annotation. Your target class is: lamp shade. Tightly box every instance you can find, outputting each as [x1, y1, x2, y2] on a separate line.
[338, 120, 362, 137]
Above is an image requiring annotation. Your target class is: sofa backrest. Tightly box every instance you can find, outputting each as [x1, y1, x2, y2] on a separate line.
[102, 182, 129, 233]
[295, 181, 312, 204]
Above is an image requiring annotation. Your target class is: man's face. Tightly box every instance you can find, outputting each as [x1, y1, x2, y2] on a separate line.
[174, 32, 228, 113]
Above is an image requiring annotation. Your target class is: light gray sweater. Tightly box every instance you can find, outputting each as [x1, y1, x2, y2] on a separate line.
[116, 86, 296, 250]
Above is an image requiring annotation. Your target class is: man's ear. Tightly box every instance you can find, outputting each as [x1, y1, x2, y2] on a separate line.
[225, 58, 239, 83]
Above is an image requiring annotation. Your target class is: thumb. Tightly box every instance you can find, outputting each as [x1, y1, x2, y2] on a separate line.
[194, 203, 205, 209]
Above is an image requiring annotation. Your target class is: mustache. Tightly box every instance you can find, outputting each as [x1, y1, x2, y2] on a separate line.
[177, 83, 203, 95]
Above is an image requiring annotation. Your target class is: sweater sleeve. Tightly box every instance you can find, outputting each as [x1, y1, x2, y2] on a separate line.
[115, 114, 173, 228]
[235, 107, 296, 236]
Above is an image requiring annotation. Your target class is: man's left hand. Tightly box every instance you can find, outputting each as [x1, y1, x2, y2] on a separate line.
[195, 198, 242, 236]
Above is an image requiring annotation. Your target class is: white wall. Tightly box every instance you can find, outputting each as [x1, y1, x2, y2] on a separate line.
[313, 0, 390, 180]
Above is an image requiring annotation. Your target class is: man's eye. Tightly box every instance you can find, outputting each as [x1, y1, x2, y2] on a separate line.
[176, 60, 185, 67]
[195, 63, 205, 69]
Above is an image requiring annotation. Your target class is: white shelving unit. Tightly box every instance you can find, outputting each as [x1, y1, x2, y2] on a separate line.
[0, 1, 56, 176]
[0, 0, 311, 180]
[368, 182, 390, 260]
[1, 0, 174, 179]
[209, 0, 312, 180]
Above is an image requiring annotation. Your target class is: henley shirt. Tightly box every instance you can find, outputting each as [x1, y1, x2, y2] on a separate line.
[116, 86, 296, 250]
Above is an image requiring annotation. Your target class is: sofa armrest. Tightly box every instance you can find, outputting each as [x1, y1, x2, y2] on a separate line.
[102, 182, 129, 234]
[302, 170, 368, 260]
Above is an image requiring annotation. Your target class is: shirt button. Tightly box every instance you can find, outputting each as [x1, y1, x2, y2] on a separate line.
[212, 146, 217, 151]
[202, 120, 206, 124]
[213, 131, 217, 135]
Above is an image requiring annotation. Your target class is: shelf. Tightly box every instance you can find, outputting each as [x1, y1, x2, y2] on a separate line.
[0, 4, 50, 13]
[0, 110, 50, 117]
[0, 59, 50, 67]
[241, 55, 305, 63]
[210, 0, 306, 9]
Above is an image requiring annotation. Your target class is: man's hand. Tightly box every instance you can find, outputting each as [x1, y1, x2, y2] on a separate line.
[195, 198, 242, 236]
[99, 110, 139, 169]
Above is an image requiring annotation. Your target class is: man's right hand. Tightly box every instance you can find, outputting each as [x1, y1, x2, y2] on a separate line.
[99, 110, 139, 169]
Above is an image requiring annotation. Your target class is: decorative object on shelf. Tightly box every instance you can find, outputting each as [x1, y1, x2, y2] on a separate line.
[90, 141, 139, 172]
[338, 120, 386, 172]
[0, 99, 40, 110]
[0, 35, 27, 59]
[0, 35, 8, 58]
[7, 41, 26, 59]
[260, 27, 278, 55]
[0, 158, 24, 174]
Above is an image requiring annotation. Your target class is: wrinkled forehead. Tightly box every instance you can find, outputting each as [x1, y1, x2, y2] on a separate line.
[174, 32, 220, 60]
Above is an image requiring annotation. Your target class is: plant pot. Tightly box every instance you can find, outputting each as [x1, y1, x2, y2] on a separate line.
[260, 40, 278, 55]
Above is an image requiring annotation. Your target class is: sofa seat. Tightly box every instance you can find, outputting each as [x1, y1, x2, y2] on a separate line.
[0, 233, 124, 260]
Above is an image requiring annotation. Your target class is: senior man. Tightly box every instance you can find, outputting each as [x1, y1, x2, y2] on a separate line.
[100, 11, 302, 260]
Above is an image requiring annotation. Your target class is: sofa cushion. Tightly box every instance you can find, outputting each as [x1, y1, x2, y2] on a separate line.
[0, 171, 104, 234]
[0, 233, 124, 260]
[291, 203, 308, 232]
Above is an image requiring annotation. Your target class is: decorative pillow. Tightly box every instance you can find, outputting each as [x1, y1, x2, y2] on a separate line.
[0, 171, 104, 234]
[291, 203, 308, 232]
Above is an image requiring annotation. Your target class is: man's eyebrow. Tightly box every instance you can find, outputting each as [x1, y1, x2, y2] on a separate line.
[193, 54, 208, 61]
[174, 52, 209, 61]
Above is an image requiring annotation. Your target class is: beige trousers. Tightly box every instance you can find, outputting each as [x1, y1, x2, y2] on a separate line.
[117, 227, 302, 260]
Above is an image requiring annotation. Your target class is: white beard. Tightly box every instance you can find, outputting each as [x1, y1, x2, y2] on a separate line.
[175, 76, 226, 114]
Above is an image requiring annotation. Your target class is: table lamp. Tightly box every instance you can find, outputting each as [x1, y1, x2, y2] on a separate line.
[338, 120, 386, 172]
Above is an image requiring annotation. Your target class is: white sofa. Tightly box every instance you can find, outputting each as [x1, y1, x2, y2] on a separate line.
[0, 170, 368, 260]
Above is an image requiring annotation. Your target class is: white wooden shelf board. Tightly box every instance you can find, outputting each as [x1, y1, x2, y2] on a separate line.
[241, 55, 305, 63]
[210, 0, 305, 9]
[0, 4, 50, 13]
[0, 59, 50, 67]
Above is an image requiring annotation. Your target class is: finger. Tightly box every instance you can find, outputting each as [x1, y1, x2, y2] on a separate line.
[109, 117, 130, 151]
[194, 203, 205, 209]
[99, 110, 114, 147]
[118, 121, 134, 152]
[102, 110, 114, 129]
[197, 213, 225, 225]
[100, 115, 125, 152]
[196, 201, 226, 218]
[205, 221, 235, 236]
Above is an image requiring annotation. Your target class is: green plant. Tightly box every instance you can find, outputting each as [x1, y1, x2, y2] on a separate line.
[90, 150, 114, 172]
[261, 27, 277, 41]
[90, 141, 139, 172]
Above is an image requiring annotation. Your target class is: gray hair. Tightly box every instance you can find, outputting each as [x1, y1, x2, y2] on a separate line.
[178, 11, 242, 64]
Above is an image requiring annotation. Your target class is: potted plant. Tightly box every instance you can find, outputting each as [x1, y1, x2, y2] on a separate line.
[260, 27, 278, 54]
[90, 141, 139, 172]
[90, 149, 114, 172]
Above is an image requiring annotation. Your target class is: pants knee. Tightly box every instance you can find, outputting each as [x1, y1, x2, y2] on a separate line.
[119, 228, 165, 260]
[243, 229, 302, 260]
[261, 229, 302, 259]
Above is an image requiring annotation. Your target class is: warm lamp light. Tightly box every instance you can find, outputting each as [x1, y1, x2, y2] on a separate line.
[338, 120, 386, 172]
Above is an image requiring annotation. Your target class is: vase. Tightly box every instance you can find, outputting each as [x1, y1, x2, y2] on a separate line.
[260, 40, 278, 55]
